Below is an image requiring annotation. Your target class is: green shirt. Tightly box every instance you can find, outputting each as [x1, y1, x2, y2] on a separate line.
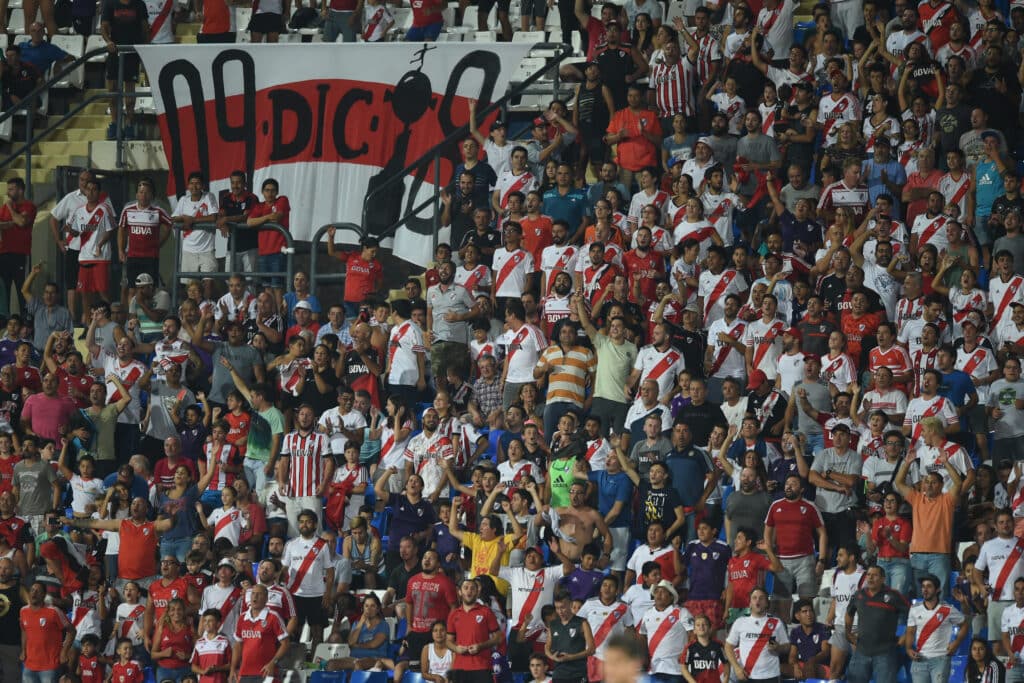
[591, 333, 637, 403]
[246, 406, 284, 462]
[548, 456, 577, 508]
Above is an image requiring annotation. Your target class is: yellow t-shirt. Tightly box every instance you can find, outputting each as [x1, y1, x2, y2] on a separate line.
[463, 531, 517, 594]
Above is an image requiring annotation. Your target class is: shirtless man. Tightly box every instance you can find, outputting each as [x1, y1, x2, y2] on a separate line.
[551, 479, 614, 566]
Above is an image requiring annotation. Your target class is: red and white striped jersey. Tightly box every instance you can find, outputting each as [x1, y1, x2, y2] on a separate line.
[649, 56, 698, 118]
[204, 442, 243, 492]
[102, 352, 146, 423]
[281, 431, 332, 497]
[240, 583, 295, 626]
[190, 634, 232, 683]
[200, 584, 243, 639]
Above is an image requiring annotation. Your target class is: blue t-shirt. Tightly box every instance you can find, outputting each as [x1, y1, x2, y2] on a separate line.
[543, 188, 588, 234]
[387, 492, 437, 552]
[790, 623, 831, 662]
[350, 619, 390, 658]
[940, 370, 977, 408]
[862, 159, 906, 213]
[17, 40, 68, 72]
[665, 447, 711, 507]
[588, 469, 633, 528]
[102, 472, 150, 502]
[975, 159, 1003, 217]
[682, 538, 732, 599]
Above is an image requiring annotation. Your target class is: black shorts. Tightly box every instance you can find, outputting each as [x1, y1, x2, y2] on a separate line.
[197, 31, 236, 43]
[477, 0, 510, 15]
[293, 594, 328, 627]
[105, 52, 141, 82]
[451, 672, 492, 683]
[125, 257, 159, 287]
[399, 630, 432, 665]
[64, 249, 81, 290]
[249, 11, 283, 33]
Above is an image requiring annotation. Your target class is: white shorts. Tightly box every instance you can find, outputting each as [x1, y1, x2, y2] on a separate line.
[609, 526, 631, 572]
[830, 624, 853, 653]
[180, 250, 219, 279]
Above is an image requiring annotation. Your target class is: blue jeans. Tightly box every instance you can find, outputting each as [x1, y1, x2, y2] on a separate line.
[160, 536, 192, 562]
[912, 552, 953, 598]
[243, 457, 268, 493]
[23, 670, 58, 683]
[405, 21, 442, 40]
[847, 648, 899, 683]
[257, 253, 285, 288]
[878, 557, 912, 597]
[805, 432, 825, 455]
[911, 656, 951, 683]
[323, 9, 357, 41]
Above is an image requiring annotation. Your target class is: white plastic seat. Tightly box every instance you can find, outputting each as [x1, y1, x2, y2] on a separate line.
[511, 29, 545, 42]
[475, 29, 496, 41]
[85, 34, 107, 62]
[666, 1, 687, 24]
[51, 34, 85, 89]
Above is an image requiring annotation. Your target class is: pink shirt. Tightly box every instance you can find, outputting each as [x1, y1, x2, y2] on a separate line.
[21, 393, 77, 441]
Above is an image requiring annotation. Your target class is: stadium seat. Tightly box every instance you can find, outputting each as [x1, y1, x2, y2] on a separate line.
[8, 7, 39, 33]
[666, 1, 687, 24]
[793, 20, 815, 46]
[348, 672, 387, 683]
[949, 655, 968, 682]
[85, 35, 108, 62]
[819, 569, 835, 596]
[512, 30, 545, 43]
[475, 30, 498, 41]
[142, 668, 156, 683]
[312, 643, 351, 665]
[0, 35, 8, 52]
[51, 34, 85, 89]
[309, 672, 346, 683]
[400, 673, 425, 683]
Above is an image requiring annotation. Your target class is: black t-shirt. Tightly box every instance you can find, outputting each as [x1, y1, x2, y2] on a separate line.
[458, 229, 502, 268]
[934, 104, 972, 158]
[386, 562, 416, 600]
[798, 317, 836, 357]
[3, 63, 40, 99]
[666, 325, 707, 379]
[595, 46, 636, 109]
[101, 0, 149, 45]
[674, 401, 726, 446]
[219, 190, 261, 251]
[819, 274, 846, 313]
[638, 482, 682, 536]
[684, 639, 727, 682]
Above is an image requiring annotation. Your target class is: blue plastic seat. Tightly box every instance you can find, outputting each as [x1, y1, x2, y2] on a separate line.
[950, 655, 968, 682]
[793, 20, 815, 46]
[142, 668, 156, 683]
[348, 672, 387, 683]
[401, 674, 425, 683]
[310, 672, 346, 683]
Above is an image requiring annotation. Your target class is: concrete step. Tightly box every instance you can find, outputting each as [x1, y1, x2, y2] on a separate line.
[49, 127, 106, 142]
[5, 154, 74, 170]
[0, 167, 53, 184]
[35, 140, 92, 157]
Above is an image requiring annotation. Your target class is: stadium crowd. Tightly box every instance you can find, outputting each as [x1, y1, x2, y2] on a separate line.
[11, 0, 1024, 681]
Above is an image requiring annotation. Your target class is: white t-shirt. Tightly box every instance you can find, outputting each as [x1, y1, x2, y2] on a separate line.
[173, 191, 219, 254]
[504, 323, 547, 383]
[387, 321, 426, 386]
[726, 614, 789, 679]
[639, 605, 694, 674]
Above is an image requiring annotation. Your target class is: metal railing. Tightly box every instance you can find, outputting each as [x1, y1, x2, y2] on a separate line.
[0, 46, 141, 198]
[360, 42, 575, 250]
[170, 222, 294, 306]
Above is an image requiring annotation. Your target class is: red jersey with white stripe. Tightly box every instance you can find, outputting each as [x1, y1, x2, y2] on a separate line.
[492, 247, 535, 298]
[190, 634, 232, 683]
[281, 431, 331, 497]
[918, 0, 958, 52]
[119, 202, 171, 259]
[650, 56, 698, 118]
[868, 345, 913, 378]
[204, 442, 243, 492]
[149, 577, 190, 625]
[233, 608, 288, 677]
[240, 584, 295, 626]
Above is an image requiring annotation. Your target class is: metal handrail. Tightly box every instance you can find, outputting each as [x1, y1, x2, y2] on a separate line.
[169, 221, 294, 306]
[0, 45, 140, 197]
[307, 222, 365, 299]
[360, 42, 575, 246]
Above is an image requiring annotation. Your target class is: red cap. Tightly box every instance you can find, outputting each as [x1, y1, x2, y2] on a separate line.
[784, 327, 802, 340]
[746, 369, 768, 390]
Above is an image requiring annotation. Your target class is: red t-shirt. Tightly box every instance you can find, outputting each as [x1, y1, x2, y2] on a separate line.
[153, 457, 199, 491]
[14, 365, 41, 393]
[149, 577, 191, 624]
[56, 368, 95, 408]
[411, 0, 442, 26]
[79, 654, 104, 683]
[0, 456, 21, 495]
[224, 411, 250, 457]
[520, 216, 554, 269]
[118, 520, 158, 580]
[871, 516, 912, 559]
[234, 608, 288, 677]
[446, 604, 499, 671]
[622, 248, 663, 304]
[764, 498, 824, 559]
[155, 623, 194, 669]
[250, 197, 291, 256]
[406, 572, 458, 633]
[0, 200, 37, 255]
[726, 551, 771, 609]
[606, 108, 661, 172]
[20, 605, 69, 672]
[119, 203, 172, 259]
[110, 660, 145, 683]
[190, 634, 232, 683]
[336, 252, 383, 304]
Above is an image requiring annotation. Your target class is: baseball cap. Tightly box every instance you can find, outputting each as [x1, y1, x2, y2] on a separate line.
[421, 406, 438, 420]
[491, 118, 507, 129]
[294, 300, 312, 311]
[746, 369, 768, 390]
[981, 130, 1001, 142]
[684, 301, 700, 313]
[218, 558, 237, 571]
[533, 116, 547, 127]
[668, 156, 685, 168]
[695, 136, 713, 148]
[135, 273, 154, 286]
[525, 546, 545, 558]
[803, 352, 820, 362]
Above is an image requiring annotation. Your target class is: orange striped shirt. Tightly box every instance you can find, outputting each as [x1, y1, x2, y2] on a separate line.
[538, 345, 597, 407]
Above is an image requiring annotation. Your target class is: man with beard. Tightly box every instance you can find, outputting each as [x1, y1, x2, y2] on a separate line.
[539, 272, 575, 339]
[446, 579, 502, 683]
[340, 322, 382, 410]
[402, 549, 458, 672]
[539, 220, 579, 297]
[403, 407, 456, 504]
[764, 475, 828, 616]
[622, 226, 664, 307]
[426, 262, 480, 392]
[701, 165, 745, 247]
[704, 293, 746, 403]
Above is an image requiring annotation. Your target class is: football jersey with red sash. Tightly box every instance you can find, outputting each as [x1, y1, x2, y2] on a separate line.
[726, 614, 788, 679]
[576, 597, 633, 659]
[976, 535, 1024, 601]
[641, 605, 695, 674]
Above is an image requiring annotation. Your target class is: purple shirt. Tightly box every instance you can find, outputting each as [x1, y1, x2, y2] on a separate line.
[177, 422, 208, 462]
[682, 539, 732, 600]
[790, 623, 830, 663]
[560, 568, 603, 602]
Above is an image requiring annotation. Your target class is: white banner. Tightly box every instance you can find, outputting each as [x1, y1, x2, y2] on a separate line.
[136, 43, 533, 265]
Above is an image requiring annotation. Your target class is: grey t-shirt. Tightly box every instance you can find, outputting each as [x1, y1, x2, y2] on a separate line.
[13, 459, 56, 516]
[795, 380, 831, 436]
[809, 448, 862, 514]
[629, 435, 673, 478]
[26, 299, 74, 351]
[724, 489, 772, 543]
[209, 343, 263, 404]
[780, 183, 822, 214]
[736, 133, 780, 194]
[146, 382, 195, 440]
[708, 135, 738, 179]
[91, 321, 120, 362]
[988, 378, 1024, 439]
[426, 283, 476, 345]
